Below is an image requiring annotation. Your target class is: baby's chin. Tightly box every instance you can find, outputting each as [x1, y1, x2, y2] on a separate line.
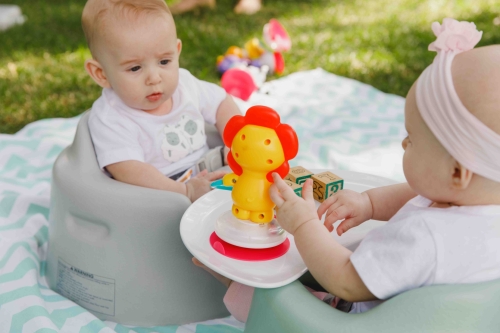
[139, 98, 172, 114]
[405, 176, 441, 202]
[140, 104, 159, 111]
[122, 101, 160, 112]
[413, 185, 452, 204]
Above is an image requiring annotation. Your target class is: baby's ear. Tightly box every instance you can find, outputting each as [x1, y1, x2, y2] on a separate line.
[85, 59, 111, 88]
[451, 161, 473, 190]
[177, 39, 182, 55]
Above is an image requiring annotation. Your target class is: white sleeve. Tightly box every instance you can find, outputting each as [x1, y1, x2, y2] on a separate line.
[88, 106, 144, 169]
[350, 217, 436, 300]
[181, 69, 227, 125]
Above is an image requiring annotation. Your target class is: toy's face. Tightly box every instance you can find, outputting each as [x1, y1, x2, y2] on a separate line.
[232, 125, 285, 171]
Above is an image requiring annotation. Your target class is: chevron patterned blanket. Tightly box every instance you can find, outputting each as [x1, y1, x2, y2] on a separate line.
[0, 69, 406, 332]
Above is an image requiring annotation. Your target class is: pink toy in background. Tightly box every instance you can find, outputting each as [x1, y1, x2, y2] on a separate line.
[220, 68, 258, 102]
[218, 19, 291, 101]
[263, 18, 291, 53]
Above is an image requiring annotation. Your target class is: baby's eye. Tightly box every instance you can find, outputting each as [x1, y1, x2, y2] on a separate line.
[160, 59, 170, 65]
[130, 66, 141, 72]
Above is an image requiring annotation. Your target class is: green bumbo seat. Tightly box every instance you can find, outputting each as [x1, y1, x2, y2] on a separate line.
[46, 111, 229, 326]
[245, 272, 500, 333]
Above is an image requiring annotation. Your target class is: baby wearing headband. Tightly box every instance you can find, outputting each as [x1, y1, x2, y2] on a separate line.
[196, 18, 500, 319]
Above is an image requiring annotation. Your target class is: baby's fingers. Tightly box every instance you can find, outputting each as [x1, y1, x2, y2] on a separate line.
[317, 195, 339, 219]
[206, 170, 227, 181]
[301, 179, 315, 204]
[269, 184, 284, 207]
[271, 173, 297, 201]
[323, 205, 350, 232]
[336, 217, 361, 236]
[197, 169, 208, 177]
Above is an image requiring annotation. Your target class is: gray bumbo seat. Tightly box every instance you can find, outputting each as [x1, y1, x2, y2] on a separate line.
[46, 111, 228, 326]
[244, 261, 500, 332]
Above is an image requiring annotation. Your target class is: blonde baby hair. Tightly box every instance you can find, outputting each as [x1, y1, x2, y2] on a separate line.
[82, 0, 172, 59]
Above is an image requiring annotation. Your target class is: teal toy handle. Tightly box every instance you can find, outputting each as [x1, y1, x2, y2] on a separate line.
[210, 179, 233, 191]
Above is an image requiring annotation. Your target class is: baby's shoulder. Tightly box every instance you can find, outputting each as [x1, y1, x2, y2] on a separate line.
[177, 68, 211, 89]
[89, 97, 121, 122]
[178, 68, 196, 84]
[394, 203, 500, 243]
[88, 94, 136, 133]
[176, 68, 206, 101]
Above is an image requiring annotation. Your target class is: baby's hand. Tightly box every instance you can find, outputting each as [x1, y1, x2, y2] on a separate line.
[269, 173, 318, 234]
[186, 169, 227, 202]
[317, 189, 373, 236]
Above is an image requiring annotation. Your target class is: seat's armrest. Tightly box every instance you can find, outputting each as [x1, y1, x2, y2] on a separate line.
[245, 281, 349, 333]
[245, 278, 500, 333]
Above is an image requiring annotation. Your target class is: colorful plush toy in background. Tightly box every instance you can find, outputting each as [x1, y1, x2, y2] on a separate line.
[217, 19, 291, 101]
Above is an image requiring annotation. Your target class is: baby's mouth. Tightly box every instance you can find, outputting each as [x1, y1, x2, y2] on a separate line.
[147, 92, 162, 102]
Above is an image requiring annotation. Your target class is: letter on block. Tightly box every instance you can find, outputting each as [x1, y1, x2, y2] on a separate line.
[285, 166, 314, 185]
[311, 171, 344, 202]
[284, 180, 303, 197]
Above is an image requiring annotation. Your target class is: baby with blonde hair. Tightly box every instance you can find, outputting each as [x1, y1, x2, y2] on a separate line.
[82, 0, 241, 202]
[197, 19, 500, 320]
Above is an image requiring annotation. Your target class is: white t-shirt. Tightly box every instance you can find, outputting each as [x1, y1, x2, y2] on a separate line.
[350, 195, 500, 313]
[88, 69, 227, 177]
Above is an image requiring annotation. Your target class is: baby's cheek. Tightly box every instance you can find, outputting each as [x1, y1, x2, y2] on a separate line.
[402, 153, 415, 183]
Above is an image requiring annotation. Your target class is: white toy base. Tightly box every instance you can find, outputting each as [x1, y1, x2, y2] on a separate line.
[180, 170, 396, 288]
[215, 210, 286, 249]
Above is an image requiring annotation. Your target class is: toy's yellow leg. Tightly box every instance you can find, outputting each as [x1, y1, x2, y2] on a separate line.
[232, 205, 250, 220]
[249, 210, 274, 223]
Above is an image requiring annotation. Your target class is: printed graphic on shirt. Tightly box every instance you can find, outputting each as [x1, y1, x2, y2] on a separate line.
[161, 124, 190, 162]
[161, 114, 206, 162]
[180, 114, 205, 150]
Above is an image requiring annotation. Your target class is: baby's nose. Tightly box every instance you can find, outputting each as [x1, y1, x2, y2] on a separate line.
[402, 137, 408, 150]
[147, 71, 161, 85]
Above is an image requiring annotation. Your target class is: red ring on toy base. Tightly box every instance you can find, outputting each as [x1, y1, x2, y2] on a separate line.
[210, 232, 290, 261]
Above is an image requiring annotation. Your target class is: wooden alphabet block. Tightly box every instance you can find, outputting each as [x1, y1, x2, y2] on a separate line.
[285, 166, 314, 185]
[311, 171, 344, 202]
[284, 180, 303, 197]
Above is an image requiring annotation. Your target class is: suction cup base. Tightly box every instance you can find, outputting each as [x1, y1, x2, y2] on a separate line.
[215, 210, 287, 249]
[210, 232, 290, 261]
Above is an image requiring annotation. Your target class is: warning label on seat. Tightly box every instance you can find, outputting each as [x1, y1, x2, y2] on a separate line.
[56, 258, 115, 316]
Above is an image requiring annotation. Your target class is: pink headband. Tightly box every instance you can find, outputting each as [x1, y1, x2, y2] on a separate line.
[416, 18, 500, 183]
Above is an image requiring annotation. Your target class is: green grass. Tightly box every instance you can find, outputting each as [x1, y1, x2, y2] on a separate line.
[1, 0, 499, 133]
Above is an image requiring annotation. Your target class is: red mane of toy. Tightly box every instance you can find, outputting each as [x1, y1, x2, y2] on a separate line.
[223, 105, 299, 182]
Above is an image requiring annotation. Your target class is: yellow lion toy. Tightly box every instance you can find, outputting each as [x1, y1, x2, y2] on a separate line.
[222, 105, 299, 223]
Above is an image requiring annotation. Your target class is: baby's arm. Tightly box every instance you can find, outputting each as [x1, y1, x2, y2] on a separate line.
[214, 95, 242, 162]
[270, 174, 375, 302]
[106, 160, 225, 202]
[318, 183, 416, 235]
[365, 183, 416, 220]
